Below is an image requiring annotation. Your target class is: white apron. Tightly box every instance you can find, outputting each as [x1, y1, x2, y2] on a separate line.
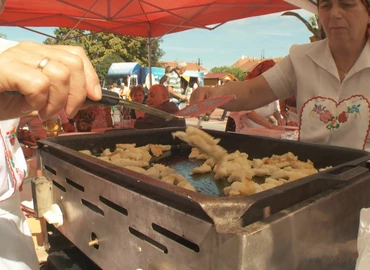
[0, 119, 39, 270]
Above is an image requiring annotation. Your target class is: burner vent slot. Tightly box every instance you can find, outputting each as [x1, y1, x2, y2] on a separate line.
[99, 196, 128, 216]
[44, 165, 56, 175]
[66, 178, 85, 192]
[52, 180, 66, 192]
[129, 227, 168, 254]
[152, 223, 200, 253]
[81, 199, 104, 216]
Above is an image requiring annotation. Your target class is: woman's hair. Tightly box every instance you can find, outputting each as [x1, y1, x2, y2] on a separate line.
[130, 85, 145, 99]
[245, 59, 276, 80]
[358, 1, 369, 36]
[165, 66, 173, 73]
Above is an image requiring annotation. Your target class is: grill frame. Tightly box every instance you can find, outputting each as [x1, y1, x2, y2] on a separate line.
[37, 128, 370, 269]
[38, 128, 370, 231]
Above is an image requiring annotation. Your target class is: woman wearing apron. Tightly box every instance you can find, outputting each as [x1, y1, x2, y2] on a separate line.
[0, 3, 102, 266]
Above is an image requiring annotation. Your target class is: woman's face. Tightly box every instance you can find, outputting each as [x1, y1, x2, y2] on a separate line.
[319, 0, 370, 43]
[132, 91, 144, 103]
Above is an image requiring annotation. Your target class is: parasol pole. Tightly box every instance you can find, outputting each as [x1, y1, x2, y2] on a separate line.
[147, 24, 152, 87]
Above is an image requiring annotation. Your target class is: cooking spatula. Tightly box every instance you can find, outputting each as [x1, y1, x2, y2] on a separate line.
[85, 90, 235, 120]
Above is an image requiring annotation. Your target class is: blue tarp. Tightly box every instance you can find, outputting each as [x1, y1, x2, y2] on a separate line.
[107, 62, 141, 76]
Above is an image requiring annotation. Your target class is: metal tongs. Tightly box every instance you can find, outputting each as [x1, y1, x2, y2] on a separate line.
[85, 90, 235, 120]
[7, 89, 235, 120]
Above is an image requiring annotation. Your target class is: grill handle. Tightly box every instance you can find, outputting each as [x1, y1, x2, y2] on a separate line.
[199, 165, 370, 233]
[318, 164, 369, 181]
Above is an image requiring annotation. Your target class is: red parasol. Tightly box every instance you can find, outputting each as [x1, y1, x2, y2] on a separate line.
[1, 0, 298, 37]
[0, 0, 299, 84]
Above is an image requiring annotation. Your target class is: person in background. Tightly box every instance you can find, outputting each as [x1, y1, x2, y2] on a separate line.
[90, 105, 113, 129]
[108, 84, 114, 91]
[0, 1, 102, 266]
[160, 66, 172, 86]
[119, 82, 126, 99]
[228, 60, 284, 132]
[134, 84, 186, 129]
[279, 96, 298, 126]
[129, 85, 146, 122]
[167, 61, 188, 104]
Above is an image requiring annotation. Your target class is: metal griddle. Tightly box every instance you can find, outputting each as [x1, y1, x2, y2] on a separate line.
[37, 128, 370, 270]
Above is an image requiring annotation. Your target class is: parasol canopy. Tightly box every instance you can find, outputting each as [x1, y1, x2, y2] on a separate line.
[0, 0, 301, 86]
[1, 0, 299, 38]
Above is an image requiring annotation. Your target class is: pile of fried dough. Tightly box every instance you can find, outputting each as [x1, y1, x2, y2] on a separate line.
[79, 143, 196, 192]
[172, 127, 331, 197]
[79, 127, 331, 196]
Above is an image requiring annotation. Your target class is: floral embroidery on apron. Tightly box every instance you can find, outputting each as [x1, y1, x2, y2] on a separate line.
[0, 125, 26, 199]
[310, 103, 361, 131]
[300, 95, 370, 150]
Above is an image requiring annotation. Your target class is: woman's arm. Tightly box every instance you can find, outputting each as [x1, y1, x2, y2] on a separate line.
[245, 111, 284, 130]
[190, 76, 278, 111]
[273, 110, 284, 126]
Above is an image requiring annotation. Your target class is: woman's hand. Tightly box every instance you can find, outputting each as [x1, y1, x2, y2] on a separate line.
[190, 86, 220, 104]
[0, 41, 102, 121]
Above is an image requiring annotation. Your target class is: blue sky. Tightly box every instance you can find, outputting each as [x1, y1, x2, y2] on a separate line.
[0, 9, 314, 70]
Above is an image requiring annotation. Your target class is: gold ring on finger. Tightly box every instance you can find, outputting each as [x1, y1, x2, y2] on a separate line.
[37, 57, 51, 71]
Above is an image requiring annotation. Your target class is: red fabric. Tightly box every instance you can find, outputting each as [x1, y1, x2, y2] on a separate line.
[245, 59, 276, 80]
[1, 0, 298, 37]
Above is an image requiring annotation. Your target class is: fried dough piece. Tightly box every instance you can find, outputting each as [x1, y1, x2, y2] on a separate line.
[111, 158, 149, 168]
[116, 143, 136, 150]
[290, 160, 315, 170]
[146, 167, 160, 179]
[223, 179, 256, 197]
[188, 148, 200, 159]
[319, 166, 333, 172]
[191, 163, 212, 174]
[289, 171, 310, 181]
[265, 178, 283, 186]
[252, 158, 264, 168]
[196, 153, 209, 160]
[101, 148, 112, 157]
[253, 165, 279, 177]
[172, 127, 227, 162]
[177, 181, 196, 191]
[270, 169, 292, 180]
[79, 150, 92, 155]
[124, 166, 147, 174]
[161, 175, 175, 184]
[149, 144, 171, 157]
[97, 156, 110, 162]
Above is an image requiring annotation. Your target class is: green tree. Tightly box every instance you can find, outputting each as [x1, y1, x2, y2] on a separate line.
[95, 54, 124, 84]
[44, 28, 165, 81]
[210, 66, 246, 81]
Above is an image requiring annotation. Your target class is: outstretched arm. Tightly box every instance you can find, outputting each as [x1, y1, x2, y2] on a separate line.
[190, 76, 277, 112]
